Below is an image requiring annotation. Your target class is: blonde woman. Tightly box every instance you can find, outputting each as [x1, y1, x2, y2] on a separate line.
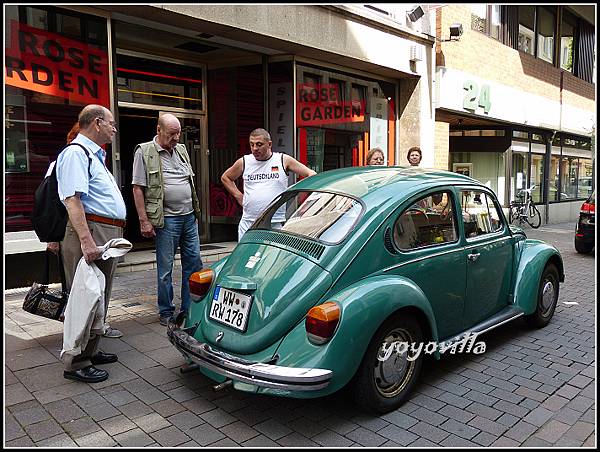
[366, 147, 385, 165]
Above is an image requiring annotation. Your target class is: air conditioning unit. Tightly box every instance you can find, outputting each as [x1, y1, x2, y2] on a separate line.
[409, 45, 423, 62]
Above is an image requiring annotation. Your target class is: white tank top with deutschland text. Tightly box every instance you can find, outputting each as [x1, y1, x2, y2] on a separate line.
[242, 152, 288, 223]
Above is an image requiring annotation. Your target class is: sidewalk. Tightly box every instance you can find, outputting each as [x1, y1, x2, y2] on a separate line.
[4, 223, 596, 447]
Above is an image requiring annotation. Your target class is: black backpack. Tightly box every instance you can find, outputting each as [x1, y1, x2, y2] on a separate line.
[31, 143, 92, 242]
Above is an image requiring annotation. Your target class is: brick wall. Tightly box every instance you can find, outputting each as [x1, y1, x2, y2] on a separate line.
[437, 5, 595, 112]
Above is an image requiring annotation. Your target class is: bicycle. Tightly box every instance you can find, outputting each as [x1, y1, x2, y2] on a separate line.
[509, 185, 541, 228]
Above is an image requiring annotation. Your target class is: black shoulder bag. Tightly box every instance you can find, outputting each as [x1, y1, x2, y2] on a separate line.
[22, 250, 69, 321]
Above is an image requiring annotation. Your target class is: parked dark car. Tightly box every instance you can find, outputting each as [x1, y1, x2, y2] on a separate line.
[575, 190, 595, 254]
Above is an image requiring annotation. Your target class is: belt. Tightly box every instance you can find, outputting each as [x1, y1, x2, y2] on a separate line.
[85, 214, 126, 228]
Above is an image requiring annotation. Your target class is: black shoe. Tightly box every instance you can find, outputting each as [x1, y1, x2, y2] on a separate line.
[64, 365, 108, 383]
[90, 352, 118, 365]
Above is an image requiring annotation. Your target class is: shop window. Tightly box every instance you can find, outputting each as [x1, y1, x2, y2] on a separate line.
[296, 64, 395, 171]
[536, 7, 556, 64]
[530, 154, 545, 203]
[511, 151, 529, 201]
[577, 158, 594, 198]
[393, 191, 458, 250]
[560, 156, 579, 199]
[549, 154, 562, 201]
[518, 6, 536, 55]
[560, 11, 576, 72]
[115, 53, 203, 111]
[459, 190, 503, 238]
[303, 73, 321, 87]
[513, 130, 529, 140]
[351, 84, 366, 109]
[329, 78, 345, 103]
[450, 152, 505, 204]
[25, 8, 48, 30]
[56, 12, 82, 39]
[5, 5, 109, 233]
[531, 133, 544, 143]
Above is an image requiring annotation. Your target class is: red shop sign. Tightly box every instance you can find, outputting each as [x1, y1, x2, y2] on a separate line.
[5, 20, 110, 107]
[297, 83, 365, 126]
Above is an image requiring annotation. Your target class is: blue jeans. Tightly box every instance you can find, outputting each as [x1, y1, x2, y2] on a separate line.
[155, 213, 202, 318]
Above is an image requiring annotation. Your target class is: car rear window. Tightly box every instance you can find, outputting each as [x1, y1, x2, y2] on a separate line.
[252, 191, 363, 244]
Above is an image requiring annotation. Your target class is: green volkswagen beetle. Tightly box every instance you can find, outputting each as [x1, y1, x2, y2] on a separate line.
[168, 166, 564, 413]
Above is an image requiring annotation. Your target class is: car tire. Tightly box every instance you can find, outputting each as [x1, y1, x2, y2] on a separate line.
[524, 263, 559, 328]
[351, 314, 423, 413]
[575, 239, 593, 254]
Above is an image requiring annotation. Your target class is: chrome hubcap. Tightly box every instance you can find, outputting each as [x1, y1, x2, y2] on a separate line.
[540, 280, 555, 316]
[374, 329, 414, 398]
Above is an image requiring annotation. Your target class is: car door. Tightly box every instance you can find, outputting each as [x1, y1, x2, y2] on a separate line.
[388, 189, 467, 339]
[458, 188, 513, 329]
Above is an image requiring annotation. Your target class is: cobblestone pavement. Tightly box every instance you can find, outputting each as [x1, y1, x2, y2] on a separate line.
[4, 223, 596, 447]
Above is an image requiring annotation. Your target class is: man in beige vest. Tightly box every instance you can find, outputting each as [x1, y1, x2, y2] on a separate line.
[132, 113, 202, 326]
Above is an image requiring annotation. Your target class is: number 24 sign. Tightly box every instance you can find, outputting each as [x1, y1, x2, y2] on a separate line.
[463, 80, 491, 114]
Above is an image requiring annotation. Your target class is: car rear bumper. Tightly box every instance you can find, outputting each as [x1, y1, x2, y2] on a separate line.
[576, 220, 595, 242]
[167, 319, 332, 392]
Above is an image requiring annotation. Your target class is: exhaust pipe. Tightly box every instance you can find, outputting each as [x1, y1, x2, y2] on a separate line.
[213, 379, 233, 392]
[180, 363, 199, 374]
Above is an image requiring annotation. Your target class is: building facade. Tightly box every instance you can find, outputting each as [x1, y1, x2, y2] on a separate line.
[433, 4, 595, 223]
[4, 4, 436, 283]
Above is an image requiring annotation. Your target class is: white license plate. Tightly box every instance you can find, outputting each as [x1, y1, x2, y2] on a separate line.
[209, 286, 253, 332]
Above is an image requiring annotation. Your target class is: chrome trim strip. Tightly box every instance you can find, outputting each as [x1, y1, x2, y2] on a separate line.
[382, 246, 463, 273]
[464, 235, 511, 250]
[167, 326, 331, 392]
[383, 235, 512, 273]
[476, 313, 524, 336]
[442, 313, 524, 346]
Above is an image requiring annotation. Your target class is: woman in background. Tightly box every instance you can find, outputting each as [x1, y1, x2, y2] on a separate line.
[366, 147, 385, 165]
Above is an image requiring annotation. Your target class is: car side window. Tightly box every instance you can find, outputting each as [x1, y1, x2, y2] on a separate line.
[393, 190, 458, 250]
[459, 190, 503, 238]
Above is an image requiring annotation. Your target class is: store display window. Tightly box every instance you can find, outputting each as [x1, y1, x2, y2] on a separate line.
[4, 6, 109, 232]
[296, 64, 396, 172]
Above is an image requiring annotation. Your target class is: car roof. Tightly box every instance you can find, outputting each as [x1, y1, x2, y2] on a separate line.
[291, 166, 482, 200]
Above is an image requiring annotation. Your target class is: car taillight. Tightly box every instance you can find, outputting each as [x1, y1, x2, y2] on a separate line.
[581, 202, 595, 214]
[189, 268, 214, 301]
[305, 302, 340, 345]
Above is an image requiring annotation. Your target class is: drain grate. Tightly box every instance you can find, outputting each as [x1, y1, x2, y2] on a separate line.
[122, 302, 142, 307]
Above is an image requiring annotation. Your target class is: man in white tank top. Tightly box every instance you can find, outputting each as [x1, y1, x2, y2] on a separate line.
[221, 128, 316, 240]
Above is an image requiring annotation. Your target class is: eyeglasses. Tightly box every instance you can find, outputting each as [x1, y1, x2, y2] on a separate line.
[96, 117, 117, 130]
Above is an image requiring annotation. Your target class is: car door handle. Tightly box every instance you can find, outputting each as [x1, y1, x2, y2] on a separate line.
[467, 253, 481, 262]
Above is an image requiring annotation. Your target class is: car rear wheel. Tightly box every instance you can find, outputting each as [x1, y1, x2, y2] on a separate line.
[525, 263, 559, 328]
[351, 314, 423, 413]
[575, 239, 593, 254]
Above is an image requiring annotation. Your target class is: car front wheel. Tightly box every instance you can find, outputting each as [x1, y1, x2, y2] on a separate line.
[351, 314, 423, 413]
[525, 263, 559, 328]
